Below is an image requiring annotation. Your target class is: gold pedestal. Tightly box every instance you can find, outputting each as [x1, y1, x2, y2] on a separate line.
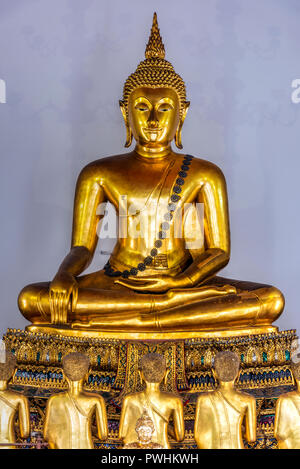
[3, 327, 297, 449]
[26, 323, 279, 340]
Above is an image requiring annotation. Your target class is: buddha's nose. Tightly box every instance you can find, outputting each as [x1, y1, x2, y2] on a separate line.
[147, 108, 159, 127]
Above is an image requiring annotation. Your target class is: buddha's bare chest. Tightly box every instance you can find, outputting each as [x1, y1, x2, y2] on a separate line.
[103, 158, 197, 210]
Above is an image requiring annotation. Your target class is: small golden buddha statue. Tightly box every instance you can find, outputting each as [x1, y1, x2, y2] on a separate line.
[18, 13, 284, 338]
[43, 352, 107, 449]
[122, 410, 164, 449]
[194, 351, 256, 449]
[119, 353, 185, 449]
[274, 355, 300, 449]
[0, 351, 30, 449]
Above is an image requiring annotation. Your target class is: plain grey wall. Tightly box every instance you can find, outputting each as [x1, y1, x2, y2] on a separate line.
[0, 0, 299, 335]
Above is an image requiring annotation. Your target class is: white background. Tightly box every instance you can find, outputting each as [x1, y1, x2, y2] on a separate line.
[0, 0, 299, 334]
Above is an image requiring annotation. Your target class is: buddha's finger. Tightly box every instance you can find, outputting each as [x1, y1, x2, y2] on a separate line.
[57, 294, 63, 324]
[115, 278, 151, 287]
[59, 293, 65, 323]
[127, 276, 153, 282]
[71, 286, 78, 313]
[63, 292, 69, 323]
[61, 293, 67, 323]
[49, 291, 55, 323]
[53, 293, 59, 324]
[115, 279, 144, 289]
[116, 280, 156, 291]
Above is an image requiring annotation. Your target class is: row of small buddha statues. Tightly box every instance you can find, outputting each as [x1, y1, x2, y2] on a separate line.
[0, 350, 300, 449]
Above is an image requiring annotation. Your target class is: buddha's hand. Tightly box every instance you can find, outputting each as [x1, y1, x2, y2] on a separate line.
[49, 272, 78, 324]
[115, 275, 185, 292]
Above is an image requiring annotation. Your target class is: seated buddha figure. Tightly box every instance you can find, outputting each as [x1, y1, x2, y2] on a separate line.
[43, 353, 108, 449]
[18, 13, 284, 335]
[122, 410, 164, 449]
[0, 351, 30, 449]
[274, 355, 300, 449]
[119, 353, 184, 449]
[194, 351, 257, 449]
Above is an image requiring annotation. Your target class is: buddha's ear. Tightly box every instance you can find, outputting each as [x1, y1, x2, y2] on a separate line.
[119, 100, 133, 148]
[175, 101, 190, 149]
[163, 368, 170, 385]
[211, 367, 218, 386]
[138, 369, 144, 386]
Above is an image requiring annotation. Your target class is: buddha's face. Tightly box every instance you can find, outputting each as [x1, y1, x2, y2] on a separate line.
[137, 424, 153, 443]
[127, 87, 181, 148]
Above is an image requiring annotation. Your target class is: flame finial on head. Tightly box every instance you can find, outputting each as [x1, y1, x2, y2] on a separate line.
[145, 12, 165, 60]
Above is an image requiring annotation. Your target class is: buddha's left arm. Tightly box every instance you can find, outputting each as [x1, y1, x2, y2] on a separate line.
[118, 396, 130, 441]
[173, 398, 185, 441]
[95, 396, 108, 441]
[244, 398, 256, 443]
[274, 398, 289, 443]
[18, 397, 30, 439]
[179, 164, 230, 287]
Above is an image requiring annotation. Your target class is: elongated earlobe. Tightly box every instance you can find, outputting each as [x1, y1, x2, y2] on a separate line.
[119, 100, 133, 147]
[175, 124, 183, 149]
[174, 101, 190, 149]
[163, 368, 170, 386]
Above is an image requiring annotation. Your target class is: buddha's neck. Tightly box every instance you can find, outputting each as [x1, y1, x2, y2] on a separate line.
[68, 380, 83, 396]
[218, 380, 235, 392]
[134, 143, 172, 160]
[0, 380, 8, 391]
[145, 382, 161, 394]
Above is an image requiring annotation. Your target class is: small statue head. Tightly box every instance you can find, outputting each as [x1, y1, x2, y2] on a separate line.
[291, 354, 300, 381]
[120, 12, 190, 149]
[135, 410, 155, 444]
[0, 351, 17, 382]
[62, 352, 90, 382]
[139, 352, 168, 385]
[213, 351, 240, 383]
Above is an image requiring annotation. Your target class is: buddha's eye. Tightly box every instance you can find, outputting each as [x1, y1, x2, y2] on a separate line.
[135, 104, 149, 112]
[158, 103, 172, 112]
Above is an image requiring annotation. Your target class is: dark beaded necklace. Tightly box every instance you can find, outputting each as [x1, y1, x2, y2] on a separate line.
[104, 155, 194, 278]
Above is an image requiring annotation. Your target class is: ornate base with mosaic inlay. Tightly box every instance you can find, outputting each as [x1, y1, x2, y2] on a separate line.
[2, 328, 298, 449]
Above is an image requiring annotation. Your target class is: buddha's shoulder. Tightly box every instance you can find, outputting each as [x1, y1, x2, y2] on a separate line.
[46, 391, 68, 404]
[195, 391, 213, 403]
[235, 389, 256, 403]
[78, 153, 134, 178]
[160, 391, 182, 403]
[186, 155, 226, 182]
[0, 389, 27, 402]
[277, 391, 300, 404]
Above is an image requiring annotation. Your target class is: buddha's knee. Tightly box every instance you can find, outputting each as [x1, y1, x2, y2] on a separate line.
[257, 286, 285, 322]
[18, 282, 49, 321]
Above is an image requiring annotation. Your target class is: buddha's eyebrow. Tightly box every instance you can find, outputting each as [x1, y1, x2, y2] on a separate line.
[156, 98, 175, 108]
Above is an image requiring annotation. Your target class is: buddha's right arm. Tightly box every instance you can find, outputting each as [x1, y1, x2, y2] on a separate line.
[49, 164, 106, 323]
[57, 163, 107, 277]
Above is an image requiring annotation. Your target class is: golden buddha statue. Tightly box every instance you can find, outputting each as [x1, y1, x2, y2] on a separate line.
[274, 356, 300, 449]
[119, 353, 185, 449]
[18, 13, 284, 339]
[0, 351, 30, 449]
[43, 352, 108, 449]
[194, 351, 257, 449]
[122, 410, 164, 449]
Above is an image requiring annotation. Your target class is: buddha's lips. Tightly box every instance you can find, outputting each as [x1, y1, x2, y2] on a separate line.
[143, 127, 163, 133]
